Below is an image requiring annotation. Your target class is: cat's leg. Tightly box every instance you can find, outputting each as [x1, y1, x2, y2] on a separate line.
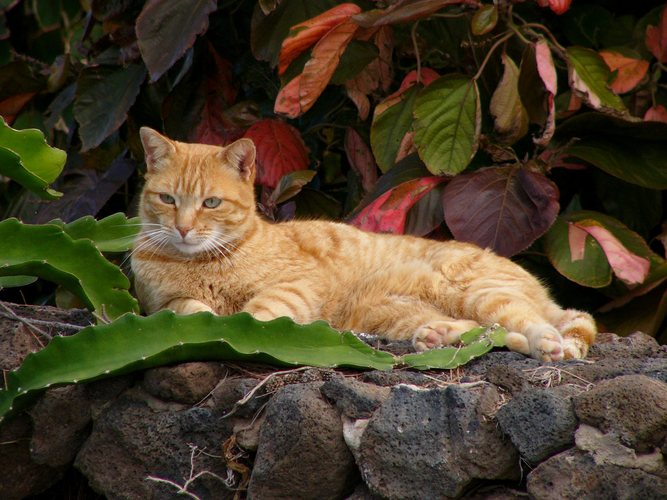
[343, 295, 480, 351]
[242, 282, 318, 323]
[164, 297, 214, 314]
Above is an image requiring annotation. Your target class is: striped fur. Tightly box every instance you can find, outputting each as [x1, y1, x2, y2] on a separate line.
[131, 128, 597, 361]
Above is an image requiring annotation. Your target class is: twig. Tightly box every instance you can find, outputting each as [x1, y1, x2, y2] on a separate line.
[411, 21, 422, 84]
[145, 444, 228, 499]
[222, 366, 311, 418]
[0, 303, 87, 333]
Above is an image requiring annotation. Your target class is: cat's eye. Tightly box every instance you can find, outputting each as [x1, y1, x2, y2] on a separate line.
[159, 193, 175, 205]
[203, 197, 222, 209]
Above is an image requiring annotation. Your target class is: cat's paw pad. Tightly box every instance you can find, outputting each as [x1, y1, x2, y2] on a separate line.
[412, 319, 480, 351]
[526, 324, 564, 362]
[563, 336, 588, 359]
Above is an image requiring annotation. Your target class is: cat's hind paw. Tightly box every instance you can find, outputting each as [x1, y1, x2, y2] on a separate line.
[412, 319, 480, 351]
[563, 336, 588, 359]
[525, 324, 564, 362]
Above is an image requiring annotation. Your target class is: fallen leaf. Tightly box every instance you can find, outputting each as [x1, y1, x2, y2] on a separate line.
[599, 50, 649, 94]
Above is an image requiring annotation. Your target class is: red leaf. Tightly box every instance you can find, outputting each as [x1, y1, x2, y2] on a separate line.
[644, 104, 667, 123]
[243, 119, 310, 188]
[0, 92, 36, 124]
[345, 127, 378, 193]
[443, 167, 559, 257]
[646, 6, 667, 63]
[275, 20, 359, 118]
[571, 221, 650, 285]
[352, 0, 479, 28]
[599, 50, 650, 94]
[349, 176, 445, 234]
[567, 223, 588, 261]
[190, 46, 241, 145]
[536, 0, 572, 15]
[536, 39, 557, 95]
[278, 3, 362, 75]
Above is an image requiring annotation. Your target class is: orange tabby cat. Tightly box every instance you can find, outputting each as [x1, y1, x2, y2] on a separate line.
[131, 127, 596, 361]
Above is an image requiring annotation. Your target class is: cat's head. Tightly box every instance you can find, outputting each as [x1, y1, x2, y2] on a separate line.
[137, 127, 257, 257]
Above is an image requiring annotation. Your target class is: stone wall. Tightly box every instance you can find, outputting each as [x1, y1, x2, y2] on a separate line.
[1, 303, 667, 499]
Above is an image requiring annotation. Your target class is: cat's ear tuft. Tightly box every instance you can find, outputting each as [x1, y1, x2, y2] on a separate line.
[222, 138, 256, 182]
[140, 127, 176, 173]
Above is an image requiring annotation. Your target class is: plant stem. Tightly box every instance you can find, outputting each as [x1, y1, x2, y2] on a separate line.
[411, 21, 422, 84]
[472, 31, 513, 81]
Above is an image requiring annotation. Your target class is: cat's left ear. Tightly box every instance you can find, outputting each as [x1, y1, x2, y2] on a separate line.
[221, 138, 256, 182]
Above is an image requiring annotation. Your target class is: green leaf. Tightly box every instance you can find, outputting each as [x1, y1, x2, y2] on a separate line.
[0, 118, 65, 199]
[566, 46, 626, 115]
[48, 213, 141, 253]
[0, 276, 38, 288]
[136, 0, 217, 81]
[32, 0, 61, 30]
[270, 170, 316, 205]
[0, 311, 396, 419]
[371, 85, 419, 173]
[413, 75, 480, 175]
[0, 219, 139, 319]
[489, 53, 529, 145]
[74, 64, 146, 151]
[402, 327, 507, 370]
[543, 211, 656, 289]
[471, 4, 498, 36]
[330, 40, 379, 85]
[557, 113, 667, 189]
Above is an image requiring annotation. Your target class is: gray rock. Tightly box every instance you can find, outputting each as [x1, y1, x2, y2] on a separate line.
[210, 376, 265, 418]
[29, 385, 91, 467]
[247, 382, 358, 499]
[357, 383, 519, 499]
[360, 370, 433, 387]
[462, 351, 541, 378]
[321, 377, 390, 418]
[142, 361, 226, 404]
[485, 364, 529, 394]
[496, 388, 577, 464]
[0, 415, 63, 499]
[587, 331, 660, 359]
[75, 389, 234, 499]
[527, 448, 667, 500]
[574, 374, 667, 452]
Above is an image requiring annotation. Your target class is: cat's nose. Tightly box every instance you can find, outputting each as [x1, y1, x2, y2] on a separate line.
[176, 226, 192, 238]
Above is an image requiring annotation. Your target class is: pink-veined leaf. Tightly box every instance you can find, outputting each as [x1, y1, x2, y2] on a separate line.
[275, 20, 358, 118]
[352, 0, 479, 28]
[568, 223, 588, 261]
[536, 39, 557, 95]
[345, 127, 378, 193]
[570, 221, 650, 285]
[646, 5, 667, 63]
[443, 166, 559, 257]
[349, 176, 445, 234]
[599, 50, 649, 94]
[644, 104, 667, 123]
[243, 119, 310, 188]
[278, 3, 361, 75]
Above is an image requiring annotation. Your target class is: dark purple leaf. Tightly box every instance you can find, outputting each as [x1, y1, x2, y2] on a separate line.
[443, 167, 559, 257]
[136, 0, 216, 81]
[74, 64, 146, 151]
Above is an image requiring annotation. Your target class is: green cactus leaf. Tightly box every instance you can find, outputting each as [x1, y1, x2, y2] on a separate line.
[401, 327, 508, 370]
[0, 311, 396, 420]
[0, 218, 138, 319]
[48, 213, 141, 252]
[0, 118, 66, 199]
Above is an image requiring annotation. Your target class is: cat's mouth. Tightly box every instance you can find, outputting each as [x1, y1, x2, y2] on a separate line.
[172, 239, 206, 255]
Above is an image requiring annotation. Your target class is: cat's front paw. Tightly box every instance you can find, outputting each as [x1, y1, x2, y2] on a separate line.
[526, 324, 564, 362]
[412, 319, 480, 351]
[562, 336, 588, 359]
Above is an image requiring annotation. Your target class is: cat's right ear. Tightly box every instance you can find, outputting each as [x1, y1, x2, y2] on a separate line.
[140, 127, 176, 173]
